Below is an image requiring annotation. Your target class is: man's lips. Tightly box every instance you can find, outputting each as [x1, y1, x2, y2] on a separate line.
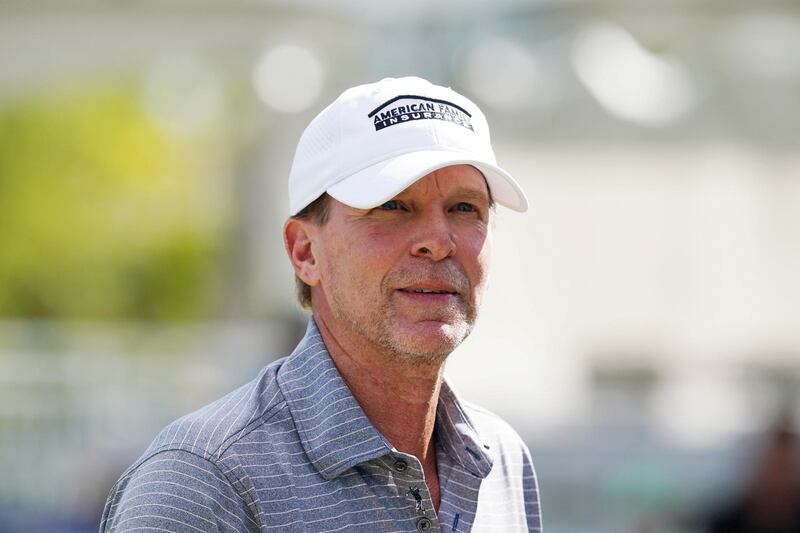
[396, 285, 460, 296]
[397, 283, 458, 294]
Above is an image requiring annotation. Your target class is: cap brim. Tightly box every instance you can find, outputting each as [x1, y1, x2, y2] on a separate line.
[326, 150, 529, 213]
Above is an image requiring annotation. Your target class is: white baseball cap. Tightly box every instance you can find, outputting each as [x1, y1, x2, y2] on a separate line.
[287, 76, 528, 215]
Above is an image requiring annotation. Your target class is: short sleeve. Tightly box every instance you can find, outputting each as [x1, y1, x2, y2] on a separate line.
[100, 449, 257, 533]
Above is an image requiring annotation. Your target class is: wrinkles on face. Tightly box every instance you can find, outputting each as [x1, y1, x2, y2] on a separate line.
[312, 165, 492, 366]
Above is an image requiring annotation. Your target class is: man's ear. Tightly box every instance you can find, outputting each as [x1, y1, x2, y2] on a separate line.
[283, 218, 320, 287]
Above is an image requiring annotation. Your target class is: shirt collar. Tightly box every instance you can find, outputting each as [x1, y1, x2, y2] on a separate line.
[278, 318, 494, 480]
[435, 380, 495, 478]
[277, 319, 391, 480]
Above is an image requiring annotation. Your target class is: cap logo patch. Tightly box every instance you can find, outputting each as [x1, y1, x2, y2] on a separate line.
[368, 94, 474, 132]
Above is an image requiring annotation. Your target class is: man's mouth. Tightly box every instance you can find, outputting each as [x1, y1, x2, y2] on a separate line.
[400, 289, 454, 294]
[397, 286, 459, 296]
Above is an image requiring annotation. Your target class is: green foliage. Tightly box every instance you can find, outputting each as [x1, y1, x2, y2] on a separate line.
[0, 83, 227, 320]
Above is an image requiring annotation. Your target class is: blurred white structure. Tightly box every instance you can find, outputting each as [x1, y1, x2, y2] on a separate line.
[0, 2, 798, 532]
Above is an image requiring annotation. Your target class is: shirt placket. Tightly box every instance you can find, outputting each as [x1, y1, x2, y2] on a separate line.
[383, 453, 442, 533]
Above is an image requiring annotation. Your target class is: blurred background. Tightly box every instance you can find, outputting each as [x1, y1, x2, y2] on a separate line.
[1, 1, 799, 532]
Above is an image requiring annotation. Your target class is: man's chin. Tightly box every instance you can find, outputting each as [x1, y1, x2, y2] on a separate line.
[382, 319, 472, 363]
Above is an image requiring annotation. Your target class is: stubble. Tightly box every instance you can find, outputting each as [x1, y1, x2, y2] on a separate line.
[326, 262, 480, 367]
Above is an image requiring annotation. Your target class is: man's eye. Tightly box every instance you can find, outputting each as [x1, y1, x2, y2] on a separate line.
[379, 200, 400, 210]
[454, 202, 476, 213]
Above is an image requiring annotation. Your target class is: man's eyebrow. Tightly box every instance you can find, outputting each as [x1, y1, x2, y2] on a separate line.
[448, 188, 491, 203]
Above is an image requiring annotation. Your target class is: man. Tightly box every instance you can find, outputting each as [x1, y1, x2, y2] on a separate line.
[101, 76, 541, 532]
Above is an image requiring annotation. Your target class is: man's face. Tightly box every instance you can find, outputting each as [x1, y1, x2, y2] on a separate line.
[311, 164, 493, 364]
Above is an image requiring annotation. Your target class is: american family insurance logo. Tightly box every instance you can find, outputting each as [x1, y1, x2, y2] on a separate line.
[368, 95, 474, 132]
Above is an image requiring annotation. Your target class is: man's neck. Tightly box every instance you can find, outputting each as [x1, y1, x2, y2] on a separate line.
[313, 312, 444, 462]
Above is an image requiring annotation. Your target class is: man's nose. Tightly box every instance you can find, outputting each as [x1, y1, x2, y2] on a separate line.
[410, 210, 456, 261]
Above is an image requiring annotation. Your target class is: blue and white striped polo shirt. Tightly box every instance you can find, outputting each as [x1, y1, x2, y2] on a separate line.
[101, 319, 542, 532]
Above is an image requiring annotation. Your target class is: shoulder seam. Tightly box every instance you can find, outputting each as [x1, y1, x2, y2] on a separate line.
[214, 399, 289, 457]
